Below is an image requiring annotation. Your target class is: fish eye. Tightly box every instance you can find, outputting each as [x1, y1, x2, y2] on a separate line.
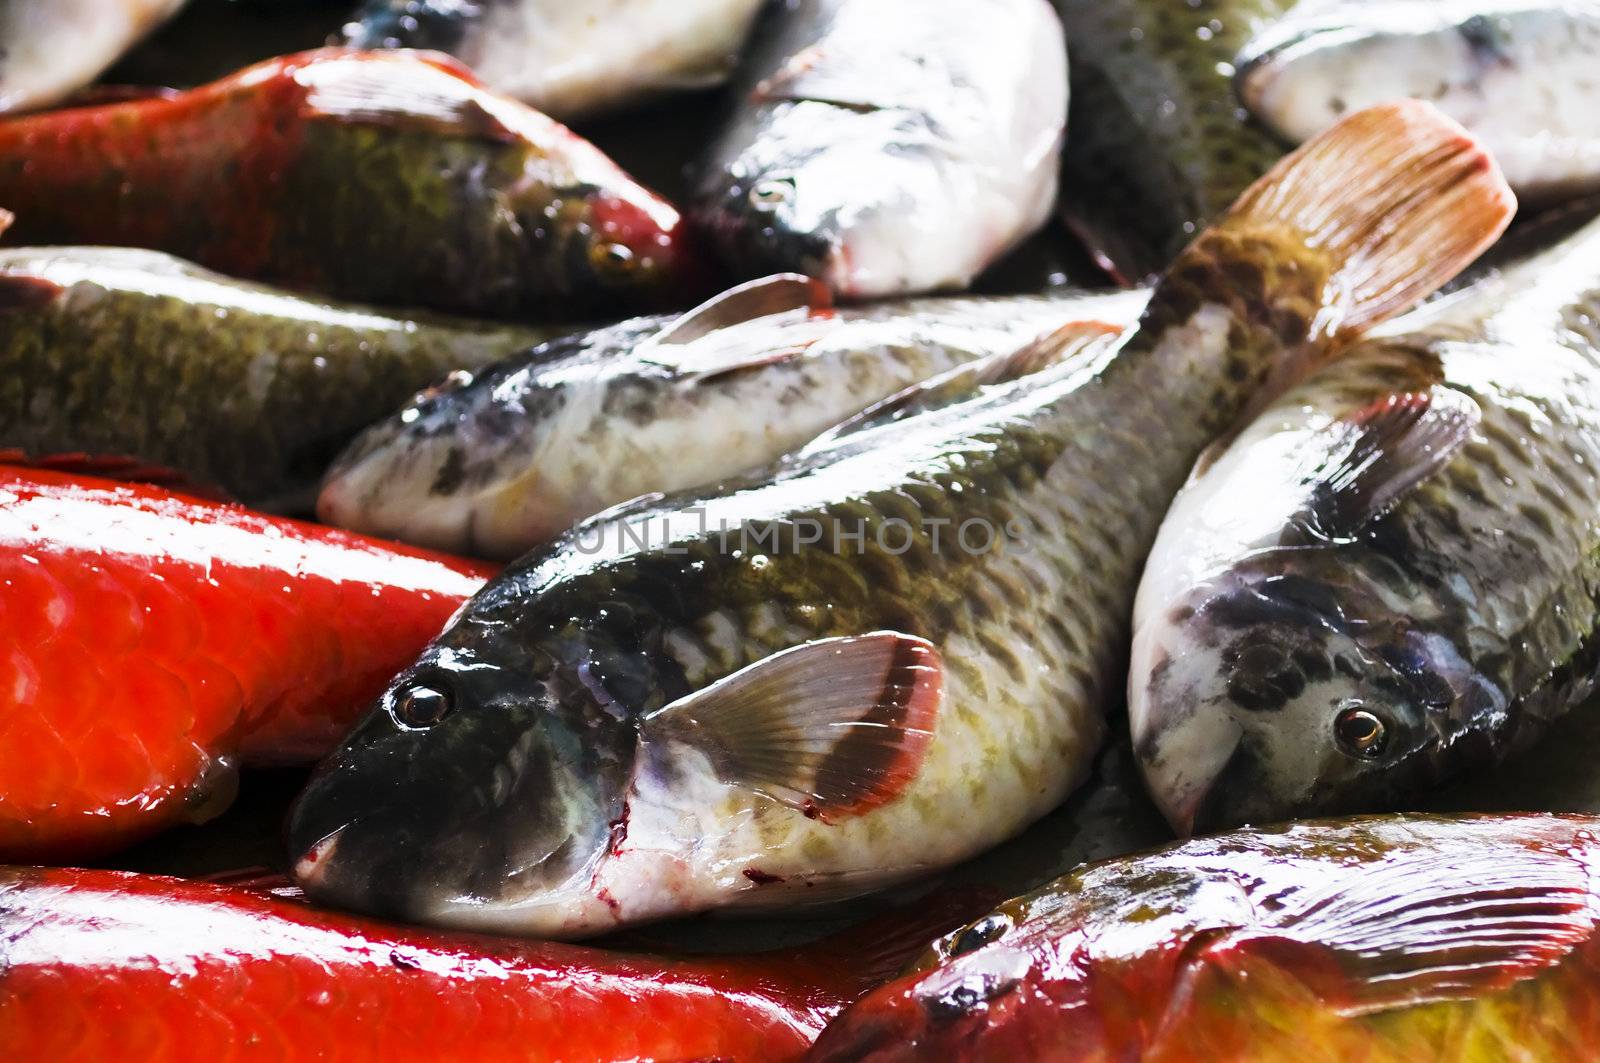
[393, 683, 453, 730]
[748, 177, 796, 211]
[590, 241, 638, 274]
[1334, 704, 1388, 759]
[948, 913, 1013, 957]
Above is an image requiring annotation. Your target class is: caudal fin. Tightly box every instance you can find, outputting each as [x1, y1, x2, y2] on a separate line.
[1226, 99, 1515, 337]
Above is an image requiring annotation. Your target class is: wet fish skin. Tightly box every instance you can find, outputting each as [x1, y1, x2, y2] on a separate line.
[1131, 213, 1600, 834]
[344, 0, 766, 121]
[318, 285, 1150, 559]
[0, 49, 693, 320]
[0, 246, 565, 510]
[286, 103, 1510, 938]
[809, 814, 1600, 1061]
[0, 0, 188, 114]
[0, 867, 987, 1063]
[0, 465, 493, 862]
[1052, 0, 1293, 282]
[694, 0, 1067, 298]
[1238, 0, 1600, 200]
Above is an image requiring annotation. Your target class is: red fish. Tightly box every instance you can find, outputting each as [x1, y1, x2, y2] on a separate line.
[0, 465, 494, 861]
[0, 866, 989, 1063]
[0, 49, 694, 319]
[810, 814, 1600, 1061]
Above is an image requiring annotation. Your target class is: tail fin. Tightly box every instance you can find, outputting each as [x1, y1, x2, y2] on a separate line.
[1135, 100, 1513, 423]
[1225, 99, 1515, 339]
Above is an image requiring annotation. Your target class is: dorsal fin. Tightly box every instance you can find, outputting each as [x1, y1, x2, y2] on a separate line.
[297, 52, 521, 144]
[804, 319, 1121, 453]
[644, 632, 942, 823]
[636, 274, 834, 381]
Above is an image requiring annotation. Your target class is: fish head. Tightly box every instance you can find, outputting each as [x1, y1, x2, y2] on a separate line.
[286, 577, 663, 933]
[316, 322, 654, 558]
[1132, 544, 1505, 835]
[342, 0, 478, 52]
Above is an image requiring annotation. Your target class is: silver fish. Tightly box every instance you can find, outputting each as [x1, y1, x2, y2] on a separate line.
[317, 276, 1148, 559]
[285, 103, 1510, 938]
[343, 0, 765, 121]
[1128, 210, 1600, 836]
[1238, 0, 1600, 200]
[0, 0, 187, 113]
[692, 0, 1068, 299]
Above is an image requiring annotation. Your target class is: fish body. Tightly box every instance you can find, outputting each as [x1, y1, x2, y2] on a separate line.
[0, 0, 188, 113]
[344, 0, 766, 121]
[1052, 0, 1293, 282]
[1239, 0, 1600, 201]
[0, 465, 492, 861]
[0, 867, 980, 1063]
[287, 103, 1511, 938]
[319, 278, 1150, 558]
[1132, 211, 1600, 834]
[0, 245, 565, 509]
[693, 0, 1067, 298]
[0, 49, 691, 319]
[809, 814, 1600, 1061]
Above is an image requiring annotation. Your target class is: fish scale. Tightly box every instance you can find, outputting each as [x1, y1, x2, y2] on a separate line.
[1133, 214, 1600, 832]
[287, 102, 1513, 937]
[0, 466, 493, 861]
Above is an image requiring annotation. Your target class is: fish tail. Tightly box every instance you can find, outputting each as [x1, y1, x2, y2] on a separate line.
[1137, 100, 1514, 406]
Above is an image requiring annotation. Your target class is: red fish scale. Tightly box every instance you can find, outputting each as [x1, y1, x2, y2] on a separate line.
[0, 467, 494, 861]
[0, 869, 847, 1062]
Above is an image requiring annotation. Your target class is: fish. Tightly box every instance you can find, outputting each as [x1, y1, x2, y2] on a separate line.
[0, 0, 188, 114]
[0, 465, 493, 862]
[343, 0, 767, 121]
[1238, 0, 1600, 202]
[1128, 207, 1600, 835]
[1052, 0, 1294, 283]
[0, 239, 567, 511]
[285, 101, 1512, 938]
[318, 274, 1150, 559]
[0, 49, 693, 320]
[808, 813, 1600, 1061]
[692, 0, 1068, 299]
[0, 866, 992, 1063]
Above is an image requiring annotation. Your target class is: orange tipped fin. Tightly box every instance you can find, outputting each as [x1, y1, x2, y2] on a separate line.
[645, 632, 943, 822]
[1224, 99, 1516, 339]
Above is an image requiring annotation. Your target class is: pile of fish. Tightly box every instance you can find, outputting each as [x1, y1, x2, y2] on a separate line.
[6, 0, 1600, 1059]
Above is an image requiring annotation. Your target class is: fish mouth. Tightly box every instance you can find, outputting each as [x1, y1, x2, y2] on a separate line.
[1142, 721, 1245, 836]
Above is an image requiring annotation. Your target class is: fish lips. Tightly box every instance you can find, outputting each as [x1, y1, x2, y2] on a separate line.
[692, 179, 844, 291]
[286, 703, 618, 923]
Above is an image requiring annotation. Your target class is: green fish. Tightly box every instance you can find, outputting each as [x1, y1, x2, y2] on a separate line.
[1130, 202, 1600, 835]
[0, 240, 563, 509]
[1053, 0, 1295, 282]
[284, 102, 1511, 938]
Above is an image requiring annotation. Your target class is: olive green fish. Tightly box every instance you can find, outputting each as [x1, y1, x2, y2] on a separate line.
[285, 102, 1510, 938]
[0, 240, 564, 508]
[1052, 0, 1295, 282]
[319, 276, 1149, 559]
[1129, 203, 1600, 835]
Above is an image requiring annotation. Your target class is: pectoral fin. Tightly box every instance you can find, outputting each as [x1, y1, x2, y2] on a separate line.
[645, 632, 943, 822]
[1303, 388, 1479, 537]
[640, 274, 834, 381]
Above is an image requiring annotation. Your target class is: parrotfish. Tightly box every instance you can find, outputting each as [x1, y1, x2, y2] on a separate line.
[0, 465, 492, 861]
[285, 102, 1511, 938]
[0, 236, 564, 510]
[343, 0, 766, 121]
[810, 814, 1600, 1061]
[0, 49, 694, 319]
[318, 275, 1149, 558]
[1132, 205, 1600, 835]
[693, 0, 1068, 298]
